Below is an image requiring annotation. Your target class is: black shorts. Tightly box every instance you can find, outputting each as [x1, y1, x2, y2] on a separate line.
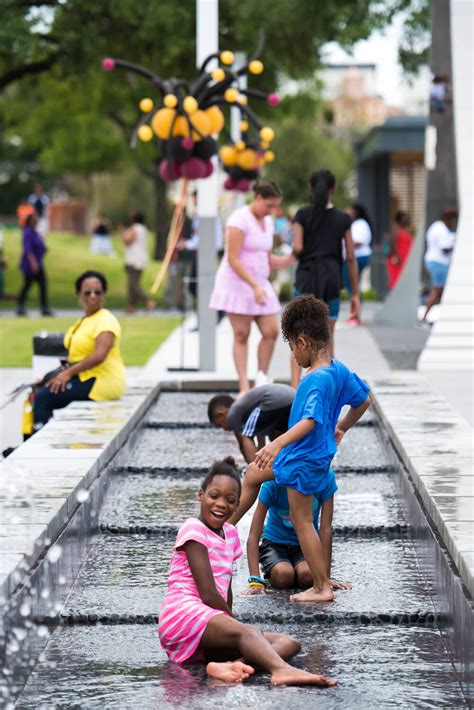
[259, 538, 305, 577]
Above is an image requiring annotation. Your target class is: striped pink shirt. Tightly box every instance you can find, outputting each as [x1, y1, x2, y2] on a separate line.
[158, 517, 243, 663]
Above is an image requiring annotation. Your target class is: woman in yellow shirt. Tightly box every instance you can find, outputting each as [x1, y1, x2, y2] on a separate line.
[33, 270, 126, 431]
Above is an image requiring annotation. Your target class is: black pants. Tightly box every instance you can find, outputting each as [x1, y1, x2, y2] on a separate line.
[18, 268, 49, 311]
[33, 376, 95, 430]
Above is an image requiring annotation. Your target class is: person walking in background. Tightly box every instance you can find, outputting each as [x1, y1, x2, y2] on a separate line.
[422, 207, 458, 323]
[209, 181, 293, 395]
[27, 183, 49, 235]
[342, 203, 372, 326]
[291, 169, 359, 384]
[90, 216, 114, 256]
[121, 211, 155, 314]
[386, 211, 413, 290]
[17, 213, 51, 316]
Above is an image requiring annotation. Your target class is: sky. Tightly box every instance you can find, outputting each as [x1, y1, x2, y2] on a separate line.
[322, 13, 427, 110]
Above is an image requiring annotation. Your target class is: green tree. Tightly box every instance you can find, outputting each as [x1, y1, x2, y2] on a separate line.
[265, 115, 353, 208]
[0, 0, 430, 254]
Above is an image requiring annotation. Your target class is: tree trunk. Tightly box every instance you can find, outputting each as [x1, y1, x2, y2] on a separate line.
[154, 165, 170, 260]
[426, 0, 458, 227]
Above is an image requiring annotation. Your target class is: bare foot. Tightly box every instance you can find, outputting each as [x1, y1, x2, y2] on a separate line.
[271, 666, 336, 687]
[206, 660, 254, 683]
[331, 578, 352, 590]
[290, 587, 334, 603]
[146, 298, 156, 311]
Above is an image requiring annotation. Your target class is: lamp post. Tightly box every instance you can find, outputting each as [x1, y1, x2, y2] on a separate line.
[196, 0, 218, 371]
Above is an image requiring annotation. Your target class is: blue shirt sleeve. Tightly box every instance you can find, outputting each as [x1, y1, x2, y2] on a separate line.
[301, 387, 324, 424]
[344, 372, 370, 408]
[258, 481, 276, 509]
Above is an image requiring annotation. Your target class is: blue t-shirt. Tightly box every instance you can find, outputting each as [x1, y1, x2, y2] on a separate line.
[259, 474, 337, 545]
[273, 360, 369, 493]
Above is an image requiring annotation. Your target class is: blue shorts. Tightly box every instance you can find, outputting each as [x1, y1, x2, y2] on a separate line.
[274, 460, 335, 497]
[425, 260, 449, 288]
[293, 289, 340, 321]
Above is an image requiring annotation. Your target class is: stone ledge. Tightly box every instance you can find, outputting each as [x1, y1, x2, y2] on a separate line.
[0, 383, 157, 600]
[369, 371, 474, 597]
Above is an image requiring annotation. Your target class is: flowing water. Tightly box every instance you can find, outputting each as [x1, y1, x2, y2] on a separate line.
[10, 392, 468, 708]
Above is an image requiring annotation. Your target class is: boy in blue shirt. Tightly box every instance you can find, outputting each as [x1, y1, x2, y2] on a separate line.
[243, 474, 351, 594]
[229, 294, 370, 603]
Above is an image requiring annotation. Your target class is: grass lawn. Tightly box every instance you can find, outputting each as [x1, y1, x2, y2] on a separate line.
[0, 228, 166, 309]
[0, 315, 180, 367]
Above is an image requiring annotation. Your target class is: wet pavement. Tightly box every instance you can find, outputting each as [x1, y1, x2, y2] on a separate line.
[15, 392, 467, 708]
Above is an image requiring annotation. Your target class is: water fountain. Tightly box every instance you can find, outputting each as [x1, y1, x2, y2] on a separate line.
[1, 385, 471, 708]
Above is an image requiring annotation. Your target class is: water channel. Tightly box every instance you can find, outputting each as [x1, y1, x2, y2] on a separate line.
[3, 390, 470, 708]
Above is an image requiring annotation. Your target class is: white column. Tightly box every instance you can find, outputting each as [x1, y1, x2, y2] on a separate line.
[418, 0, 474, 372]
[196, 0, 218, 370]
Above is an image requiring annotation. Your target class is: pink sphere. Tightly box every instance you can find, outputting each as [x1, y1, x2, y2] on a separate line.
[102, 57, 116, 71]
[180, 157, 207, 180]
[159, 159, 181, 182]
[267, 93, 280, 107]
[224, 178, 236, 191]
[236, 179, 251, 192]
[202, 160, 214, 178]
[181, 137, 194, 150]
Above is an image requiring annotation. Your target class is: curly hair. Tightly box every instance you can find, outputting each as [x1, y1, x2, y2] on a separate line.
[281, 294, 330, 350]
[201, 457, 241, 496]
[75, 270, 108, 294]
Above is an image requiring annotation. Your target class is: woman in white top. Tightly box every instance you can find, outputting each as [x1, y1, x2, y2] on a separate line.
[342, 203, 372, 325]
[423, 207, 458, 322]
[121, 211, 155, 313]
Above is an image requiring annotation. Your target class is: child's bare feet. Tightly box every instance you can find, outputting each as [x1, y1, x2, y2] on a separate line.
[206, 660, 254, 683]
[271, 666, 336, 687]
[290, 587, 334, 603]
[331, 579, 352, 590]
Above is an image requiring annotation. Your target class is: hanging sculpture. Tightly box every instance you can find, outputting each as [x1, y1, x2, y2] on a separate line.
[102, 41, 279, 183]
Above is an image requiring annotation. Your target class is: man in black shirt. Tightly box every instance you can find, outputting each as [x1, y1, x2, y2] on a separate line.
[208, 384, 295, 463]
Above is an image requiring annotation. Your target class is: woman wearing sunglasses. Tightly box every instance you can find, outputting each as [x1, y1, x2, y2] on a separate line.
[33, 270, 125, 431]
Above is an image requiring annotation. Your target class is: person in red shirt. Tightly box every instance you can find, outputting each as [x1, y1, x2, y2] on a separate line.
[386, 211, 413, 289]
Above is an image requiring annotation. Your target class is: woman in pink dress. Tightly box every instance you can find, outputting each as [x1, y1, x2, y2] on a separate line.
[209, 181, 291, 394]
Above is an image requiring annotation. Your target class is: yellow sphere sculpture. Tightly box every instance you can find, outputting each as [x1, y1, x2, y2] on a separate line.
[240, 120, 249, 132]
[190, 110, 212, 140]
[151, 108, 176, 139]
[139, 98, 154, 113]
[264, 150, 275, 162]
[138, 125, 153, 141]
[183, 96, 198, 114]
[205, 106, 225, 134]
[211, 68, 225, 82]
[238, 149, 258, 171]
[163, 94, 178, 108]
[219, 145, 237, 166]
[260, 126, 275, 142]
[249, 60, 264, 75]
[224, 87, 239, 103]
[220, 50, 235, 65]
[171, 115, 191, 137]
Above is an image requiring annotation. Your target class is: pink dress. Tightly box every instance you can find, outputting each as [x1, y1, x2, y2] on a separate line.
[158, 518, 243, 664]
[209, 205, 281, 316]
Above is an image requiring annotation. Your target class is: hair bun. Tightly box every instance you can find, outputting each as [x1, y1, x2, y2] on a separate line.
[223, 456, 237, 469]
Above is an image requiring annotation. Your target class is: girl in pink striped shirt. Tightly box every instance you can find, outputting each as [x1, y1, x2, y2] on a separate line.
[158, 456, 336, 687]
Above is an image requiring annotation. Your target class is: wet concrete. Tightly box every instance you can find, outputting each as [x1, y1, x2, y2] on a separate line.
[11, 392, 469, 707]
[17, 623, 464, 709]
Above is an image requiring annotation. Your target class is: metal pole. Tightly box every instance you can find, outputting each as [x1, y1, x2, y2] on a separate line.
[196, 0, 218, 371]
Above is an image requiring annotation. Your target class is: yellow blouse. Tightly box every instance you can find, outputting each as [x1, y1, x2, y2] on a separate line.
[64, 308, 126, 402]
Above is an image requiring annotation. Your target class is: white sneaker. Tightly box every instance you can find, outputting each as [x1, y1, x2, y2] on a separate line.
[254, 370, 273, 387]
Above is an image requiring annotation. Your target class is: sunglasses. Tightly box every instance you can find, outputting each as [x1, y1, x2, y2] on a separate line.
[82, 290, 103, 297]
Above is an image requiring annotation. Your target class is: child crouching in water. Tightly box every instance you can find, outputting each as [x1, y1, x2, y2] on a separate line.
[229, 295, 371, 603]
[158, 456, 336, 687]
[243, 473, 351, 595]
